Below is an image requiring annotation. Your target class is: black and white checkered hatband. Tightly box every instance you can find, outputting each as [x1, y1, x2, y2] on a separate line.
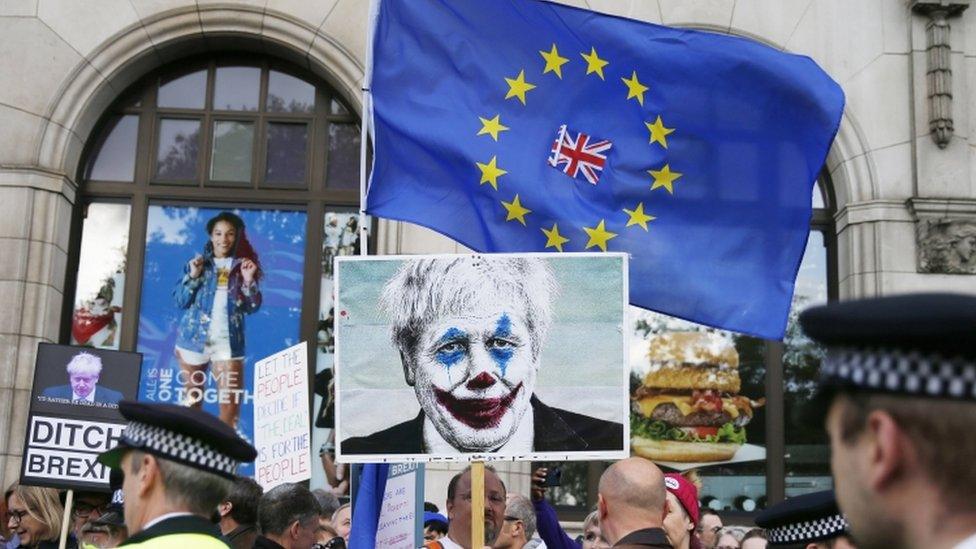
[823, 346, 976, 399]
[121, 420, 239, 477]
[767, 513, 849, 544]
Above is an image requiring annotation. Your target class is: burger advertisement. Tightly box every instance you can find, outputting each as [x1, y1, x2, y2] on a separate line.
[630, 331, 766, 466]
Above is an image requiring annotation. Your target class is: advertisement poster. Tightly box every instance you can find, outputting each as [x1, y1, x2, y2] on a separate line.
[311, 211, 361, 493]
[254, 342, 311, 490]
[136, 205, 307, 476]
[70, 203, 130, 350]
[629, 312, 766, 470]
[22, 343, 141, 490]
[336, 253, 629, 463]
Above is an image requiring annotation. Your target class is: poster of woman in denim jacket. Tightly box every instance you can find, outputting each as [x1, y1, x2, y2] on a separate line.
[173, 211, 262, 431]
[137, 206, 307, 469]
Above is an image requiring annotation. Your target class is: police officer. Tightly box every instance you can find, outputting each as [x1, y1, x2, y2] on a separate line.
[800, 293, 976, 549]
[97, 401, 257, 547]
[754, 490, 853, 549]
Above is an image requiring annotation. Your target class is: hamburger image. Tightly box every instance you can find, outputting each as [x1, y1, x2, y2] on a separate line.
[631, 332, 764, 462]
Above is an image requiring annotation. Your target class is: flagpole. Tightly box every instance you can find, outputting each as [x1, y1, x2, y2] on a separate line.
[359, 0, 380, 259]
[471, 461, 485, 547]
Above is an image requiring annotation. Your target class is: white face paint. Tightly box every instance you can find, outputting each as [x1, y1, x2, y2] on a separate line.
[408, 301, 538, 452]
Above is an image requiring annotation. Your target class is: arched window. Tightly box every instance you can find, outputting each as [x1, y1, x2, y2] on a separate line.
[63, 55, 363, 482]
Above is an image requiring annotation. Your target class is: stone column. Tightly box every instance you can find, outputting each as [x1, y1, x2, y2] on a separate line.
[0, 171, 75, 489]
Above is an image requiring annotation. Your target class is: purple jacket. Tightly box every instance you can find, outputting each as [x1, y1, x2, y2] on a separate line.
[534, 498, 581, 549]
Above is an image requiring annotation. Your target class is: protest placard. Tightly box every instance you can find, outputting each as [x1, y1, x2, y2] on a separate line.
[375, 463, 425, 549]
[254, 341, 311, 490]
[21, 343, 141, 490]
[335, 253, 629, 463]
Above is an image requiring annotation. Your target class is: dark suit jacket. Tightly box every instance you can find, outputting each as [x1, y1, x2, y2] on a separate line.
[224, 524, 258, 549]
[342, 395, 623, 454]
[613, 528, 672, 548]
[41, 384, 124, 405]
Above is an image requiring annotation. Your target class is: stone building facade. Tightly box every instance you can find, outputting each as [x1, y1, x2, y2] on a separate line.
[0, 0, 974, 508]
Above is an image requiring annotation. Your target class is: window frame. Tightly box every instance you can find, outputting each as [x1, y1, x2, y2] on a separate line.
[62, 54, 371, 371]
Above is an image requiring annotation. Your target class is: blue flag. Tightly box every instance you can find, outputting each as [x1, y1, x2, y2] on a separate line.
[349, 463, 390, 547]
[365, 0, 844, 339]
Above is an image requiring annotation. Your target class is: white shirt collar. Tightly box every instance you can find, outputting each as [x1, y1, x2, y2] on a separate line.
[142, 512, 194, 532]
[953, 531, 976, 549]
[73, 389, 96, 403]
[438, 534, 465, 549]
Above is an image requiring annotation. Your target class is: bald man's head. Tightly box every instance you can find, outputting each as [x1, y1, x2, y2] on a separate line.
[599, 457, 667, 513]
[597, 458, 668, 543]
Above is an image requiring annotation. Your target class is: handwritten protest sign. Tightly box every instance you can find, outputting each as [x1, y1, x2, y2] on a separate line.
[375, 463, 425, 549]
[254, 342, 311, 490]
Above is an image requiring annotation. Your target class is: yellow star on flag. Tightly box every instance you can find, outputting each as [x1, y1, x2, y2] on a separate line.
[623, 202, 656, 231]
[505, 70, 536, 105]
[645, 115, 675, 148]
[539, 44, 569, 79]
[477, 114, 509, 141]
[476, 156, 507, 190]
[501, 194, 531, 225]
[649, 164, 683, 194]
[622, 71, 649, 105]
[583, 220, 617, 251]
[580, 47, 609, 80]
[541, 223, 570, 252]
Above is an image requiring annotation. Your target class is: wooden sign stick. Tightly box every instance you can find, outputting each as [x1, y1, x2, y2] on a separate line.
[471, 460, 485, 548]
[58, 489, 74, 549]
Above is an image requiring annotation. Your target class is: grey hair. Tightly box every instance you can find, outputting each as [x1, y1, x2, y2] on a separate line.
[66, 352, 103, 376]
[258, 483, 320, 536]
[583, 510, 600, 530]
[380, 257, 558, 360]
[505, 493, 537, 540]
[128, 450, 232, 517]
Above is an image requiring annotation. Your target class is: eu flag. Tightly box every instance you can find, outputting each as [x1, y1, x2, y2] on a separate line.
[349, 463, 389, 547]
[365, 0, 845, 339]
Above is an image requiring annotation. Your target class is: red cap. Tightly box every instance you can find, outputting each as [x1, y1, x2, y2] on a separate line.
[665, 473, 700, 526]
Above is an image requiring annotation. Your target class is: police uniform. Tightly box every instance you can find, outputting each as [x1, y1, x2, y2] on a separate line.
[98, 401, 257, 548]
[799, 293, 976, 549]
[799, 292, 976, 401]
[754, 490, 850, 547]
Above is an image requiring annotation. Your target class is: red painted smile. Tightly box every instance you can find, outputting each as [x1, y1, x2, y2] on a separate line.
[434, 382, 523, 430]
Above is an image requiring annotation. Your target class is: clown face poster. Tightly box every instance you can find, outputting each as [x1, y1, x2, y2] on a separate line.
[136, 205, 307, 475]
[335, 253, 629, 463]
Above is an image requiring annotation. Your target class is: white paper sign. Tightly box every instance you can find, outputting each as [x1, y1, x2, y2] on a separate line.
[375, 463, 423, 548]
[254, 341, 311, 490]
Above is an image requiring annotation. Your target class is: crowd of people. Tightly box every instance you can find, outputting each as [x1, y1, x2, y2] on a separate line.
[2, 293, 974, 548]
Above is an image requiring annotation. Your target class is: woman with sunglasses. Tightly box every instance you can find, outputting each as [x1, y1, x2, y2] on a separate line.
[4, 483, 75, 549]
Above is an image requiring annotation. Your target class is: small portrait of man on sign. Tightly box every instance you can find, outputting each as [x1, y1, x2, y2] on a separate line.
[337, 254, 628, 461]
[40, 351, 124, 406]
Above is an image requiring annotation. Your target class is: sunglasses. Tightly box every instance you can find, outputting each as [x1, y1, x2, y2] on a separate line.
[313, 538, 346, 549]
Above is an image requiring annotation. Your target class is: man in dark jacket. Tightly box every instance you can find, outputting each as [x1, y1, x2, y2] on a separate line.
[597, 458, 672, 548]
[252, 484, 320, 549]
[218, 477, 263, 549]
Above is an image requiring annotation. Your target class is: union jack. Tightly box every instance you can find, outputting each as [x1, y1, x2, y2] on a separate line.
[548, 125, 613, 185]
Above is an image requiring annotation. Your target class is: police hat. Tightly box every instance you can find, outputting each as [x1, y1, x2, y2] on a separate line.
[755, 490, 849, 546]
[800, 293, 976, 401]
[98, 400, 257, 479]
